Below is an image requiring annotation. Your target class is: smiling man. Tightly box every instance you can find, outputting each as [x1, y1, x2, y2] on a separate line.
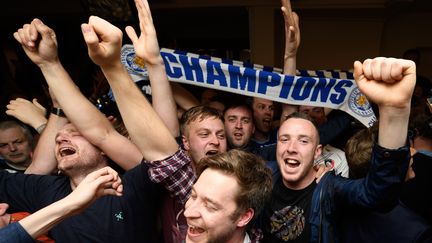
[184, 149, 272, 243]
[259, 56, 416, 242]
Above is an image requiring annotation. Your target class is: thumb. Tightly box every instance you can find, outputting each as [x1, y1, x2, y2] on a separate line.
[353, 60, 364, 83]
[32, 98, 45, 110]
[33, 18, 56, 43]
[125, 26, 139, 46]
[81, 23, 101, 54]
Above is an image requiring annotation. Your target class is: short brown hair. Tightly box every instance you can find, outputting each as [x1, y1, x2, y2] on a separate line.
[180, 105, 224, 136]
[196, 149, 272, 223]
[345, 125, 378, 179]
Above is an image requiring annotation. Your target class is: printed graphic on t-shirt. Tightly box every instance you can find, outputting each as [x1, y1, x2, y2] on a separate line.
[270, 205, 305, 241]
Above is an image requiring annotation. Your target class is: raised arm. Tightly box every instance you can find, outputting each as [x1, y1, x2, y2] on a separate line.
[281, 0, 300, 76]
[333, 57, 415, 209]
[354, 57, 415, 148]
[81, 15, 178, 161]
[172, 83, 200, 113]
[125, 0, 179, 137]
[13, 19, 142, 170]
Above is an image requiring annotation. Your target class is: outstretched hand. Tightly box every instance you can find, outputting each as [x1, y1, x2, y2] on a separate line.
[281, 0, 300, 59]
[13, 18, 59, 67]
[354, 57, 416, 110]
[67, 167, 123, 215]
[125, 0, 163, 65]
[81, 16, 123, 68]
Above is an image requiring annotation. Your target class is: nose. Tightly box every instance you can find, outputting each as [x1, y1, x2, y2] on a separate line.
[55, 131, 70, 144]
[8, 143, 17, 152]
[209, 133, 220, 146]
[235, 119, 242, 129]
[184, 198, 200, 219]
[286, 140, 297, 154]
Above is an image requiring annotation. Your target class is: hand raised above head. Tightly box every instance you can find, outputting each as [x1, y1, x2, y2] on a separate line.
[354, 57, 416, 110]
[81, 16, 123, 68]
[13, 18, 59, 67]
[281, 0, 300, 59]
[125, 0, 163, 66]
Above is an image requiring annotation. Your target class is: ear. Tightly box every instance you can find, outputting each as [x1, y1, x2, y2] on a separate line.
[314, 144, 323, 160]
[236, 208, 254, 228]
[182, 135, 190, 150]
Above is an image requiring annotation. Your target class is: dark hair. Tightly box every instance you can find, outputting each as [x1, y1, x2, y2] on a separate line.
[196, 149, 272, 224]
[223, 96, 253, 117]
[409, 113, 432, 140]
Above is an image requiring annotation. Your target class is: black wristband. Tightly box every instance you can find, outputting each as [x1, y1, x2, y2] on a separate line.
[51, 107, 66, 117]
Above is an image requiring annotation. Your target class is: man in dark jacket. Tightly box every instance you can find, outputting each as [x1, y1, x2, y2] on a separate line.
[258, 56, 415, 243]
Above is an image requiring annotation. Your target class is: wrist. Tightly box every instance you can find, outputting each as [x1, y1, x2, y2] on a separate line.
[51, 107, 66, 117]
[35, 123, 47, 134]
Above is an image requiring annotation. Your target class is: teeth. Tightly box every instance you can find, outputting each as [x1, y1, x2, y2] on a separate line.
[189, 226, 205, 234]
[285, 159, 299, 164]
[59, 147, 76, 157]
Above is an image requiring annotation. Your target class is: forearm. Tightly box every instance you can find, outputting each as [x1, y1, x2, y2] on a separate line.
[18, 197, 75, 239]
[101, 63, 178, 161]
[25, 113, 67, 175]
[378, 106, 410, 149]
[39, 62, 114, 145]
[39, 62, 141, 170]
[283, 56, 296, 76]
[172, 83, 200, 112]
[147, 62, 179, 137]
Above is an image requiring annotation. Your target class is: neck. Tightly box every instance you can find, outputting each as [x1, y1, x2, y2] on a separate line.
[226, 230, 247, 243]
[5, 161, 29, 171]
[69, 174, 87, 190]
[283, 170, 316, 190]
[66, 163, 107, 190]
[253, 130, 269, 142]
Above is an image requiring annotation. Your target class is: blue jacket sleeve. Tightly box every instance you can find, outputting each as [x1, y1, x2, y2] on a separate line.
[0, 222, 34, 243]
[333, 144, 410, 210]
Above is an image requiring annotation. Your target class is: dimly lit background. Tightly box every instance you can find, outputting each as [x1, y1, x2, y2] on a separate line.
[1, 0, 431, 120]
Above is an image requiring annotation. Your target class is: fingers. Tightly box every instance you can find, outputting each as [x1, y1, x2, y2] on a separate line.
[32, 98, 46, 112]
[87, 16, 123, 43]
[103, 185, 123, 196]
[353, 60, 364, 82]
[0, 203, 9, 215]
[357, 58, 415, 84]
[81, 23, 100, 54]
[32, 18, 57, 46]
[86, 167, 122, 194]
[14, 23, 36, 50]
